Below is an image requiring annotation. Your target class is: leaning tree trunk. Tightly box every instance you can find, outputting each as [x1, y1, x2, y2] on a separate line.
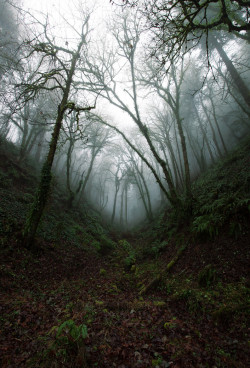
[175, 115, 192, 201]
[23, 104, 66, 249]
[22, 42, 83, 249]
[130, 50, 179, 207]
[211, 35, 250, 108]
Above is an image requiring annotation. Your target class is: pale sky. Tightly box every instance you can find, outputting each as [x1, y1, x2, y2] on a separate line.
[20, 0, 145, 130]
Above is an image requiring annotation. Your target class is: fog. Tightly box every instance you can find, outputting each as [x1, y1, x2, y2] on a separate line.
[1, 0, 250, 230]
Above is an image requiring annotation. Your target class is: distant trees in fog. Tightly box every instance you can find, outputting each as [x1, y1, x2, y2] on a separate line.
[0, 0, 249, 239]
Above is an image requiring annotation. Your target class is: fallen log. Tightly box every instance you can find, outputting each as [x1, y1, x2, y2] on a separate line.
[139, 243, 188, 295]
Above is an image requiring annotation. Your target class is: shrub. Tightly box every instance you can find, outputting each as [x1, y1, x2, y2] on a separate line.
[142, 240, 168, 258]
[118, 239, 136, 269]
[124, 253, 136, 270]
[48, 319, 88, 363]
[92, 240, 101, 252]
[96, 235, 115, 255]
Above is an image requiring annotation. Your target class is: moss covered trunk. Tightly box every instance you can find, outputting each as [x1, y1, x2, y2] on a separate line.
[22, 41, 83, 249]
[22, 105, 65, 249]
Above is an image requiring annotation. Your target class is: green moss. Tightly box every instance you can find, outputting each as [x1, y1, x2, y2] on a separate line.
[99, 268, 107, 276]
[153, 301, 166, 307]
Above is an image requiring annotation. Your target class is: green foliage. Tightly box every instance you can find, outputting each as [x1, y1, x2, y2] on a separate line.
[192, 214, 222, 239]
[83, 303, 96, 324]
[124, 253, 136, 269]
[55, 319, 87, 343]
[143, 240, 168, 258]
[92, 240, 101, 252]
[190, 140, 250, 240]
[118, 239, 136, 269]
[48, 319, 87, 360]
[0, 171, 12, 188]
[7, 166, 21, 180]
[95, 234, 115, 255]
[140, 139, 250, 244]
[118, 239, 132, 251]
[99, 268, 107, 275]
[163, 317, 177, 329]
[192, 195, 250, 239]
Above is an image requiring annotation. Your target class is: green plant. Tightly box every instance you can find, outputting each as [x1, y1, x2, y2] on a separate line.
[151, 352, 164, 366]
[92, 240, 101, 252]
[124, 253, 136, 270]
[118, 239, 134, 254]
[49, 319, 87, 360]
[143, 240, 168, 258]
[118, 239, 137, 269]
[229, 220, 242, 239]
[192, 213, 222, 239]
[97, 235, 115, 255]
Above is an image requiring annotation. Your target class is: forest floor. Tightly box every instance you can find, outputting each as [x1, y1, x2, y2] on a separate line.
[0, 140, 249, 367]
[0, 230, 249, 368]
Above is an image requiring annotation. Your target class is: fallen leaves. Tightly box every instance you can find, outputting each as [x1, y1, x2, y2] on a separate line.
[0, 243, 249, 367]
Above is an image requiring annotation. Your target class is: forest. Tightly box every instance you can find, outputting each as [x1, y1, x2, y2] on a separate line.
[0, 0, 249, 367]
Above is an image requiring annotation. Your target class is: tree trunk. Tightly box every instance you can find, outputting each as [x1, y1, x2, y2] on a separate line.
[22, 40, 83, 249]
[176, 115, 192, 200]
[120, 187, 124, 225]
[66, 140, 75, 208]
[208, 92, 228, 154]
[111, 186, 119, 224]
[193, 103, 216, 164]
[200, 99, 224, 158]
[23, 104, 65, 249]
[211, 35, 250, 108]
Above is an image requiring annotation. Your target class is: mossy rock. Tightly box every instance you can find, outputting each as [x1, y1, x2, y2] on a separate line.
[198, 264, 217, 288]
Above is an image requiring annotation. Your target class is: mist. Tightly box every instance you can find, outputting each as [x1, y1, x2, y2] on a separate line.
[1, 0, 249, 231]
[1, 2, 250, 367]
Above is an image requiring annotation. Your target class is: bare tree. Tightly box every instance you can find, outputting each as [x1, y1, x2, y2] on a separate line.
[113, 0, 250, 63]
[17, 11, 96, 249]
[123, 147, 154, 221]
[82, 13, 179, 206]
[77, 121, 113, 205]
[140, 58, 192, 200]
[0, 0, 20, 79]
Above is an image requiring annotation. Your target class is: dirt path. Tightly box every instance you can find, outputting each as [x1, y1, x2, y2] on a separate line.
[0, 244, 249, 368]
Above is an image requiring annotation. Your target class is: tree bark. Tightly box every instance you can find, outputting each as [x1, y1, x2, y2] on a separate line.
[211, 35, 250, 108]
[23, 39, 86, 249]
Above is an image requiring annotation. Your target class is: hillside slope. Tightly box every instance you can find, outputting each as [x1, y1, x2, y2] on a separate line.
[0, 137, 249, 368]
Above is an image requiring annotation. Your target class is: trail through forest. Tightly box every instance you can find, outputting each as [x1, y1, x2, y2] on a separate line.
[0, 236, 249, 368]
[1, 1, 250, 367]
